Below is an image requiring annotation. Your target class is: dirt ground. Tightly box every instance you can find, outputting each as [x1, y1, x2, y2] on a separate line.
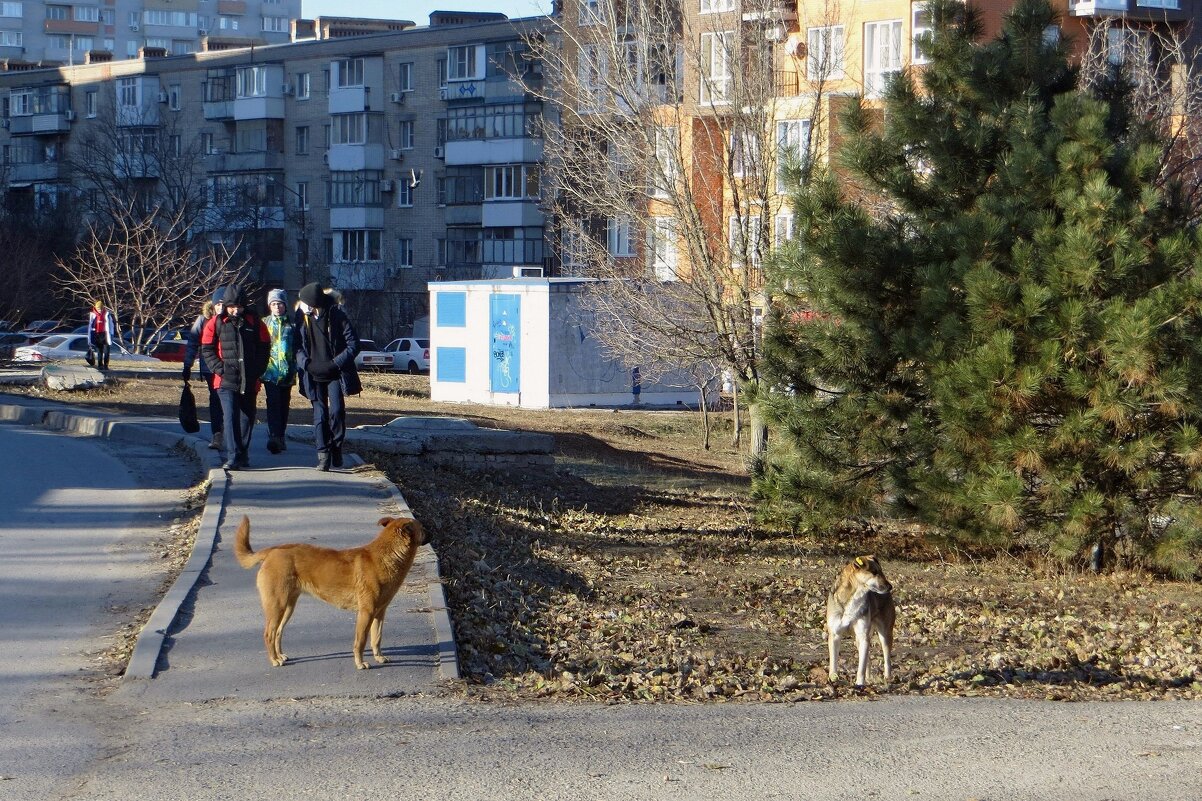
[5, 367, 1201, 702]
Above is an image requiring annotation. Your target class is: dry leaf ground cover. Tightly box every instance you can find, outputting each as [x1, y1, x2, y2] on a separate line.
[5, 369, 1202, 702]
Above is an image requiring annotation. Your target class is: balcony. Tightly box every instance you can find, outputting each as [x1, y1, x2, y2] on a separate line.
[9, 112, 73, 136]
[1069, 0, 1184, 15]
[7, 157, 60, 184]
[207, 150, 286, 173]
[741, 0, 798, 23]
[44, 19, 101, 35]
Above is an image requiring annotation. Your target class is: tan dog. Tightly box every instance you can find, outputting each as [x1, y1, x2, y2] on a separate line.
[826, 555, 895, 686]
[233, 515, 427, 669]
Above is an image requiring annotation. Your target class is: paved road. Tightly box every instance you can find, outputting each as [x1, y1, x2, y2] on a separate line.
[0, 424, 198, 800]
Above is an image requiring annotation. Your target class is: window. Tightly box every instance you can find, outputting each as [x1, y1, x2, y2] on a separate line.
[0, 3, 23, 18]
[776, 119, 811, 190]
[648, 217, 678, 281]
[237, 66, 268, 98]
[337, 58, 364, 87]
[578, 44, 607, 107]
[437, 58, 447, 89]
[0, 29, 21, 47]
[699, 0, 735, 12]
[485, 165, 539, 200]
[730, 215, 763, 267]
[398, 238, 414, 266]
[864, 20, 903, 98]
[170, 134, 181, 157]
[73, 5, 99, 22]
[700, 31, 733, 103]
[1043, 25, 1061, 47]
[399, 62, 413, 92]
[911, 3, 932, 64]
[774, 214, 794, 246]
[651, 126, 679, 199]
[397, 179, 413, 207]
[331, 113, 367, 145]
[219, 16, 238, 30]
[201, 132, 214, 154]
[127, 11, 139, 27]
[117, 78, 138, 108]
[168, 84, 181, 110]
[447, 45, 483, 81]
[328, 170, 383, 206]
[399, 119, 414, 149]
[435, 176, 447, 206]
[86, 91, 97, 117]
[297, 72, 310, 99]
[296, 181, 309, 210]
[295, 126, 309, 155]
[807, 26, 845, 80]
[730, 129, 760, 178]
[101, 8, 114, 25]
[262, 16, 289, 33]
[606, 216, 635, 257]
[46, 5, 68, 20]
[335, 230, 381, 262]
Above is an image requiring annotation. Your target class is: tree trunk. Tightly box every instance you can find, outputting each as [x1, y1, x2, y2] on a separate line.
[699, 384, 711, 450]
[748, 400, 768, 463]
[731, 378, 742, 448]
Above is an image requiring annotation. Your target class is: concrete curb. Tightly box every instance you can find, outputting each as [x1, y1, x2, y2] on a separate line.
[0, 398, 460, 684]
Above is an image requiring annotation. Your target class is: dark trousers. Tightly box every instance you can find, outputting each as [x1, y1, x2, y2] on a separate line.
[92, 339, 110, 369]
[264, 381, 292, 440]
[205, 374, 224, 436]
[309, 379, 345, 454]
[218, 387, 257, 461]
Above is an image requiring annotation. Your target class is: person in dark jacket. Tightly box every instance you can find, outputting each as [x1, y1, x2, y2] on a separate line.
[200, 285, 270, 471]
[294, 282, 361, 471]
[182, 291, 225, 450]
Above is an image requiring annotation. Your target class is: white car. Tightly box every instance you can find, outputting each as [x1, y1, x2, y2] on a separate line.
[12, 333, 157, 365]
[353, 339, 394, 372]
[384, 337, 430, 374]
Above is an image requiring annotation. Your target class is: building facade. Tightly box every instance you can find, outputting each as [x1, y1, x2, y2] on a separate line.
[0, 12, 550, 339]
[0, 0, 305, 66]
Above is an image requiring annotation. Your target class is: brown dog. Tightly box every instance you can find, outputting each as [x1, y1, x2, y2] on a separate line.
[825, 554, 896, 686]
[233, 515, 427, 669]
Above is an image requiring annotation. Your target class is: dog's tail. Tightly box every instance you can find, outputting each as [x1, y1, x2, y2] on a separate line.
[232, 516, 266, 569]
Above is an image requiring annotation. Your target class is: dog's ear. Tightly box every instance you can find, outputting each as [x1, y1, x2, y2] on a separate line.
[378, 516, 396, 527]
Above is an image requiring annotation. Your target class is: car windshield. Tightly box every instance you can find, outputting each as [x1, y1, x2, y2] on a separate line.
[40, 335, 67, 348]
[360, 340, 378, 351]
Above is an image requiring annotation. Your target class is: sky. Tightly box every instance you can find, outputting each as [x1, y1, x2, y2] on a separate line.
[301, 0, 551, 24]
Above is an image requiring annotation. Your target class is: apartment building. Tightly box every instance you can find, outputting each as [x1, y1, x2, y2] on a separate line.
[0, 12, 550, 337]
[0, 0, 304, 66]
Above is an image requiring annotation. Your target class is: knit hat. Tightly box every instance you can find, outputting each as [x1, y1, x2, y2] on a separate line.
[267, 289, 287, 306]
[298, 282, 332, 309]
[220, 285, 247, 306]
[212, 289, 225, 304]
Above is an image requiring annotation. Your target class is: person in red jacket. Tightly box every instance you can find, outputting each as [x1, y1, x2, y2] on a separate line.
[199, 285, 270, 471]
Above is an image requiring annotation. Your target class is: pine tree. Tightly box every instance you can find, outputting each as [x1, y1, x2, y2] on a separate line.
[755, 0, 1202, 575]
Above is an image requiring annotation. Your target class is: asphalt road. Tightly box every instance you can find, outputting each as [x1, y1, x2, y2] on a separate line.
[2, 418, 1200, 801]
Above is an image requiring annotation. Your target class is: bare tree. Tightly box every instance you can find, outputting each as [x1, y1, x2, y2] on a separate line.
[55, 198, 250, 352]
[1078, 19, 1202, 222]
[526, 0, 836, 455]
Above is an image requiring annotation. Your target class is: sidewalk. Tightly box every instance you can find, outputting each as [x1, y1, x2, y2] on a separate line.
[0, 395, 457, 703]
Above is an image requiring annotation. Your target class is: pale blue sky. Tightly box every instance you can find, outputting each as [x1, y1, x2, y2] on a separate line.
[302, 0, 551, 24]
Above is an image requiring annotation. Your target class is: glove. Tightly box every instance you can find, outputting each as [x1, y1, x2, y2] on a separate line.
[309, 360, 338, 380]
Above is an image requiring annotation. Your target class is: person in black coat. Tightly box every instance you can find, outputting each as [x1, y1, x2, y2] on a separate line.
[294, 282, 361, 471]
[200, 285, 270, 471]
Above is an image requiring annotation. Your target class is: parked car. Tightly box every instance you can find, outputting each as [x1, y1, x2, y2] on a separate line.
[353, 339, 394, 372]
[384, 337, 430, 374]
[19, 319, 66, 336]
[148, 339, 188, 362]
[0, 332, 30, 360]
[12, 333, 157, 364]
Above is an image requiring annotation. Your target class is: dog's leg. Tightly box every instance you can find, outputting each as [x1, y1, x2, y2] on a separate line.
[259, 587, 289, 667]
[877, 627, 892, 682]
[275, 599, 298, 665]
[370, 613, 388, 665]
[853, 619, 871, 686]
[353, 609, 372, 669]
[827, 626, 840, 683]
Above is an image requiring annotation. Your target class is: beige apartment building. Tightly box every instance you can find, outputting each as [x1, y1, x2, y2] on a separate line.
[0, 11, 550, 337]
